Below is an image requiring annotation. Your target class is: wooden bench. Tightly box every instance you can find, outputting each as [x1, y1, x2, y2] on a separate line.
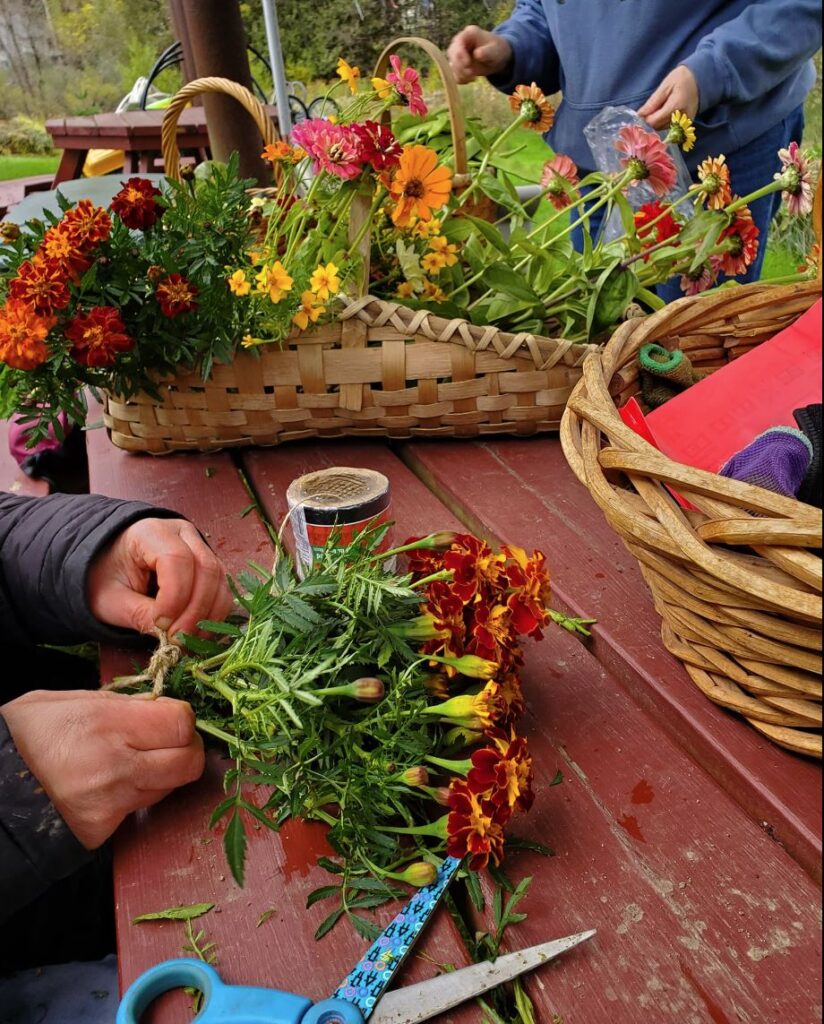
[0, 174, 54, 220]
[86, 417, 821, 1022]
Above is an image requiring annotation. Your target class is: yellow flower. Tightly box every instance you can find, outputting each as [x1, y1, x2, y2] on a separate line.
[293, 290, 326, 331]
[228, 269, 251, 296]
[421, 251, 448, 275]
[372, 76, 394, 101]
[310, 261, 341, 301]
[336, 57, 361, 95]
[422, 280, 446, 303]
[428, 235, 458, 266]
[396, 281, 417, 299]
[255, 261, 294, 304]
[241, 334, 257, 348]
[667, 110, 696, 153]
[413, 217, 442, 239]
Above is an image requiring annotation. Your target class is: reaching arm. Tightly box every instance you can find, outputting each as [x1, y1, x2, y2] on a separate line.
[680, 0, 821, 113]
[491, 0, 560, 95]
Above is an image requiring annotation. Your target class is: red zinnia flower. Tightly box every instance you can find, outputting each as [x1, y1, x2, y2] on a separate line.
[156, 273, 198, 317]
[447, 778, 510, 870]
[713, 204, 759, 278]
[468, 730, 535, 814]
[634, 201, 680, 260]
[65, 306, 134, 367]
[352, 120, 403, 172]
[504, 545, 551, 638]
[60, 199, 112, 250]
[8, 257, 70, 316]
[0, 299, 54, 370]
[111, 177, 164, 230]
[615, 125, 678, 197]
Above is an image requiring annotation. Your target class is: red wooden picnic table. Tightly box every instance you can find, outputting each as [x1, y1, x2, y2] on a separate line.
[85, 414, 822, 1023]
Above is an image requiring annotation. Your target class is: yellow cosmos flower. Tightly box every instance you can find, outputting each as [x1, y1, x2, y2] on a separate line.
[310, 261, 341, 301]
[396, 281, 417, 299]
[255, 261, 294, 304]
[413, 217, 442, 239]
[428, 235, 458, 266]
[293, 290, 326, 331]
[337, 57, 361, 95]
[228, 269, 251, 296]
[421, 251, 448, 275]
[667, 110, 696, 153]
[372, 75, 394, 101]
[422, 280, 446, 303]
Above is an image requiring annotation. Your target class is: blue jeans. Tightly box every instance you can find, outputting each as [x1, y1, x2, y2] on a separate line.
[572, 105, 806, 300]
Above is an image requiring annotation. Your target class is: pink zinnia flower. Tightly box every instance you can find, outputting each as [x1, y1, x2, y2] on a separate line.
[291, 119, 363, 180]
[712, 204, 760, 278]
[680, 264, 717, 295]
[386, 55, 427, 117]
[540, 154, 580, 210]
[615, 125, 678, 197]
[775, 141, 816, 217]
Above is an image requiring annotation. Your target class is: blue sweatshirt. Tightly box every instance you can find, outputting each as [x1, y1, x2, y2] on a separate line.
[491, 0, 820, 170]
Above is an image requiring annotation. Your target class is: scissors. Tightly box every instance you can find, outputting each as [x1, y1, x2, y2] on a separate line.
[117, 856, 595, 1023]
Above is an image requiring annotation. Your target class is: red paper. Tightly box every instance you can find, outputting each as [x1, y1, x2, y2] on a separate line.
[623, 299, 822, 475]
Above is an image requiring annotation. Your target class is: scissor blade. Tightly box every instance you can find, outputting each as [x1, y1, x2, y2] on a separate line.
[369, 929, 596, 1024]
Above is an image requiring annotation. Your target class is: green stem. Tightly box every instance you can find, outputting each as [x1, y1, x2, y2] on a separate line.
[195, 719, 241, 745]
[426, 754, 472, 774]
[727, 178, 784, 214]
[456, 112, 529, 205]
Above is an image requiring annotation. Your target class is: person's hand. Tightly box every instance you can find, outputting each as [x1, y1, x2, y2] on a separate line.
[87, 517, 233, 637]
[638, 65, 699, 129]
[447, 26, 513, 84]
[1, 689, 205, 850]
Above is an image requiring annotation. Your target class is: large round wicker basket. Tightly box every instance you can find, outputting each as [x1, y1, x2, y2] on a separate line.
[561, 278, 822, 758]
[103, 45, 597, 453]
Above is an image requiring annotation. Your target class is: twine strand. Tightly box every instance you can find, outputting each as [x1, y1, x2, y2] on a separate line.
[105, 629, 182, 697]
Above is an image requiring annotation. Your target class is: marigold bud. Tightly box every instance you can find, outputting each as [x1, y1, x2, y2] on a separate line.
[439, 654, 498, 680]
[433, 786, 451, 806]
[397, 862, 437, 887]
[352, 677, 385, 703]
[0, 221, 21, 242]
[401, 766, 429, 787]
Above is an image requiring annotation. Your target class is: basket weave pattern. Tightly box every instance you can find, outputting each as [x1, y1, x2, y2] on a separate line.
[102, 64, 597, 453]
[561, 280, 823, 758]
[104, 297, 594, 450]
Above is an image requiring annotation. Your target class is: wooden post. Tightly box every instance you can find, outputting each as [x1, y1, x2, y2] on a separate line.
[174, 0, 270, 184]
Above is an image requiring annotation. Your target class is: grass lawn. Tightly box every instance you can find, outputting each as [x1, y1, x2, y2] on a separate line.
[0, 154, 59, 180]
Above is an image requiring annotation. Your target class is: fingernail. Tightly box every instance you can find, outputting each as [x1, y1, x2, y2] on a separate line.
[156, 616, 172, 631]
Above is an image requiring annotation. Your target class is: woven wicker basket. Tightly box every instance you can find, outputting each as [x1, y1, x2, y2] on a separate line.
[561, 278, 822, 758]
[102, 59, 597, 453]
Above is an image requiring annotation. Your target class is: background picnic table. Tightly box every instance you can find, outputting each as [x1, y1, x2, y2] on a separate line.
[83, 405, 821, 1024]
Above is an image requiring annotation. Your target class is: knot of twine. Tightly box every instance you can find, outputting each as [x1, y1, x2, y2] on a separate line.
[105, 629, 181, 697]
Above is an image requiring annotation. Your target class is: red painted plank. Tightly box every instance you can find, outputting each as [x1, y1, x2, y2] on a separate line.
[402, 437, 823, 882]
[491, 624, 822, 1021]
[85, 426, 474, 1021]
[0, 420, 48, 497]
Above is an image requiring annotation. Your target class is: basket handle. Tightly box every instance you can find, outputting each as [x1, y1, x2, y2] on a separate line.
[160, 76, 280, 182]
[373, 36, 468, 179]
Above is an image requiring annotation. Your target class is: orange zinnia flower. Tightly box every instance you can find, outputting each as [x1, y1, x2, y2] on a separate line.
[389, 146, 452, 228]
[713, 204, 760, 278]
[0, 299, 54, 370]
[509, 83, 555, 133]
[695, 155, 732, 210]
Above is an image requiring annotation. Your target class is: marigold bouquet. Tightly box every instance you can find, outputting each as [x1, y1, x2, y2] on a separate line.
[134, 526, 581, 937]
[1, 48, 818, 444]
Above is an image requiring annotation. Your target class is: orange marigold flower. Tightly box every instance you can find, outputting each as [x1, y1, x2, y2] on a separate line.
[389, 145, 452, 228]
[0, 299, 54, 370]
[156, 273, 198, 318]
[422, 580, 467, 661]
[110, 177, 163, 230]
[447, 778, 510, 870]
[65, 306, 134, 367]
[443, 534, 506, 604]
[60, 199, 112, 250]
[8, 258, 71, 316]
[495, 669, 526, 721]
[469, 602, 516, 664]
[504, 545, 551, 638]
[469, 730, 535, 813]
[712, 204, 760, 278]
[695, 155, 732, 210]
[40, 223, 91, 280]
[509, 83, 555, 133]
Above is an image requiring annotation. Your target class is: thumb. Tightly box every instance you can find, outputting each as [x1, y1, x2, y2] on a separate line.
[103, 582, 162, 634]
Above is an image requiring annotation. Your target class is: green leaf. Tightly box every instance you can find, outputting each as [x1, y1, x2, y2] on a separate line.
[208, 796, 236, 828]
[550, 769, 564, 786]
[132, 903, 214, 924]
[507, 834, 556, 857]
[256, 908, 277, 927]
[482, 264, 541, 304]
[585, 260, 638, 339]
[224, 809, 247, 887]
[306, 885, 341, 908]
[513, 978, 537, 1024]
[464, 215, 510, 256]
[465, 869, 485, 912]
[316, 857, 345, 875]
[197, 620, 242, 636]
[348, 912, 381, 942]
[314, 907, 344, 940]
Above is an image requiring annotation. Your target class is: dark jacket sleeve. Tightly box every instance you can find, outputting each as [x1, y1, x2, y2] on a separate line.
[0, 491, 181, 920]
[0, 491, 179, 648]
[0, 715, 92, 921]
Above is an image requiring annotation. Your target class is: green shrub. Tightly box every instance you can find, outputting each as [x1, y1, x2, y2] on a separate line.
[0, 116, 54, 156]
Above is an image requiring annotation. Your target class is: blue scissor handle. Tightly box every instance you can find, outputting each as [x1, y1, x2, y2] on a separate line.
[116, 958, 363, 1024]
